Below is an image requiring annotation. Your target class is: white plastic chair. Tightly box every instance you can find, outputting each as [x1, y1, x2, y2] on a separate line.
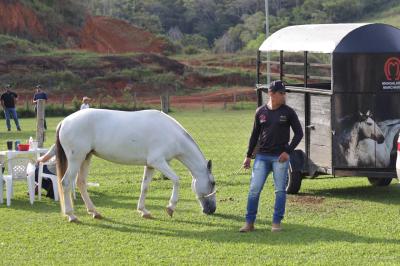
[37, 162, 59, 201]
[1, 157, 36, 206]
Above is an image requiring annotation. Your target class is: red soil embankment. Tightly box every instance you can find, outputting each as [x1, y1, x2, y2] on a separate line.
[79, 16, 168, 54]
[0, 1, 47, 38]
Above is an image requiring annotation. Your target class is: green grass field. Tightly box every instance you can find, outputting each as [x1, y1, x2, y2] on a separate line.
[0, 111, 399, 265]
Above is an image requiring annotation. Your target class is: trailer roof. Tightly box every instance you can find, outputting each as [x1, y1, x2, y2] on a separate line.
[259, 23, 400, 53]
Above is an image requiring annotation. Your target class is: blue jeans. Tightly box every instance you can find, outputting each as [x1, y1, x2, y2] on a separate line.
[245, 153, 289, 224]
[4, 108, 20, 130]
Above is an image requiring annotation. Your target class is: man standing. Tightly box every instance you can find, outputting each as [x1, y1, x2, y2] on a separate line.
[33, 84, 48, 130]
[1, 84, 21, 131]
[239, 80, 303, 233]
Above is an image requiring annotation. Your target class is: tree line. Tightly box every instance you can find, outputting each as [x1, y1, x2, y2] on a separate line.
[85, 0, 397, 53]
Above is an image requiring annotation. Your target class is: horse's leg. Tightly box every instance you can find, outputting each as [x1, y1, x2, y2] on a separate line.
[62, 161, 81, 222]
[76, 155, 102, 219]
[152, 160, 180, 217]
[137, 166, 155, 219]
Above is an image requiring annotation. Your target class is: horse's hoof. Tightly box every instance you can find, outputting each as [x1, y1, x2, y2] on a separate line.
[142, 213, 153, 219]
[93, 212, 103, 219]
[68, 216, 79, 223]
[166, 207, 174, 217]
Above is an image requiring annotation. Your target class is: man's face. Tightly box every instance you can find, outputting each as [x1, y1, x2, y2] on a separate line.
[269, 90, 286, 104]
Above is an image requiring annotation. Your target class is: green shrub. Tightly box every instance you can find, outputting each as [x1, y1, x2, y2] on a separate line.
[0, 35, 52, 55]
[183, 45, 200, 55]
[71, 96, 81, 111]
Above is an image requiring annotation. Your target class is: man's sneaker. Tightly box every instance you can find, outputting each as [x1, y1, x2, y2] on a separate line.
[239, 223, 255, 233]
[271, 223, 282, 232]
[17, 127, 21, 131]
[7, 128, 10, 131]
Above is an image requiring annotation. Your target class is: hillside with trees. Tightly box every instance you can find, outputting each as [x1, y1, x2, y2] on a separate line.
[1, 0, 399, 54]
[0, 0, 399, 112]
[86, 0, 400, 53]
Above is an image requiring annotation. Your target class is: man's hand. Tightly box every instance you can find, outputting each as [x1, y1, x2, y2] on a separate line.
[278, 152, 289, 163]
[243, 157, 251, 169]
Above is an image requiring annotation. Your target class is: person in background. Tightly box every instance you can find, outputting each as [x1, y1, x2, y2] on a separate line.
[239, 80, 303, 233]
[32, 84, 48, 130]
[34, 144, 57, 199]
[80, 96, 91, 110]
[1, 84, 21, 131]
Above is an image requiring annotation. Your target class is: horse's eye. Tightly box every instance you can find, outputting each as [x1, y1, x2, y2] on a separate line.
[366, 122, 373, 126]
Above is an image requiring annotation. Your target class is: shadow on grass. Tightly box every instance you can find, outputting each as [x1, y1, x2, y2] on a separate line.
[85, 190, 197, 211]
[0, 198, 60, 213]
[0, 190, 199, 216]
[77, 215, 399, 245]
[307, 184, 400, 204]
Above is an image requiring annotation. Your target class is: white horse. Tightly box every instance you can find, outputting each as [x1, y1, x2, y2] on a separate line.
[56, 109, 216, 222]
[339, 111, 388, 167]
[378, 119, 400, 165]
[356, 139, 389, 168]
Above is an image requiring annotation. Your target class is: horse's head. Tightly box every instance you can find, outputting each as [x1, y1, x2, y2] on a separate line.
[191, 160, 216, 215]
[359, 111, 385, 144]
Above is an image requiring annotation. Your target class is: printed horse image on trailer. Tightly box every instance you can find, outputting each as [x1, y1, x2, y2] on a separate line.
[377, 119, 400, 166]
[337, 111, 389, 167]
[56, 109, 216, 222]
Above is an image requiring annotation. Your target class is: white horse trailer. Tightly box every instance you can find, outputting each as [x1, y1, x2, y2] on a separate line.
[256, 23, 400, 193]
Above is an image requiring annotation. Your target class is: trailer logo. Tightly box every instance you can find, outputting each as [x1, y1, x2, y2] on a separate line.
[382, 57, 400, 90]
[384, 57, 400, 81]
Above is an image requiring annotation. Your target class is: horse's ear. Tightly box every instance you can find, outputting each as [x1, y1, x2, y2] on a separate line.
[359, 112, 367, 121]
[366, 110, 371, 117]
[207, 160, 212, 173]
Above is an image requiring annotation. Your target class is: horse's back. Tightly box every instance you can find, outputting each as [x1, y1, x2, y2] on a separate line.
[62, 109, 180, 133]
[59, 109, 188, 164]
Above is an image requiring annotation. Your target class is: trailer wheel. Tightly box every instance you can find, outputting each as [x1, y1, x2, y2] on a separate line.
[286, 167, 303, 194]
[367, 177, 393, 186]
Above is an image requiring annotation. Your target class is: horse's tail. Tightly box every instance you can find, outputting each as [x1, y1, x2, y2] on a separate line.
[56, 123, 67, 214]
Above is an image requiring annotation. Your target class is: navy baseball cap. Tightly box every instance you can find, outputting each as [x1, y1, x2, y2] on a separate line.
[268, 80, 286, 93]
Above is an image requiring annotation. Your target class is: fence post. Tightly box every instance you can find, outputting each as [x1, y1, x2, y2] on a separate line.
[24, 95, 29, 111]
[36, 99, 45, 147]
[160, 90, 169, 113]
[99, 96, 103, 108]
[61, 94, 65, 111]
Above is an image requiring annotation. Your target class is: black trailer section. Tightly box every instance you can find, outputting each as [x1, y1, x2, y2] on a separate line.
[256, 23, 400, 193]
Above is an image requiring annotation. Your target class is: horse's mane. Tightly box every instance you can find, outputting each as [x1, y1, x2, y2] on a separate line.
[337, 113, 360, 130]
[182, 131, 206, 159]
[162, 111, 206, 160]
[337, 114, 361, 149]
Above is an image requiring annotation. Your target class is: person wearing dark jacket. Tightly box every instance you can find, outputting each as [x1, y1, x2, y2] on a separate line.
[35, 144, 57, 199]
[1, 84, 21, 131]
[239, 80, 303, 233]
[32, 84, 48, 130]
